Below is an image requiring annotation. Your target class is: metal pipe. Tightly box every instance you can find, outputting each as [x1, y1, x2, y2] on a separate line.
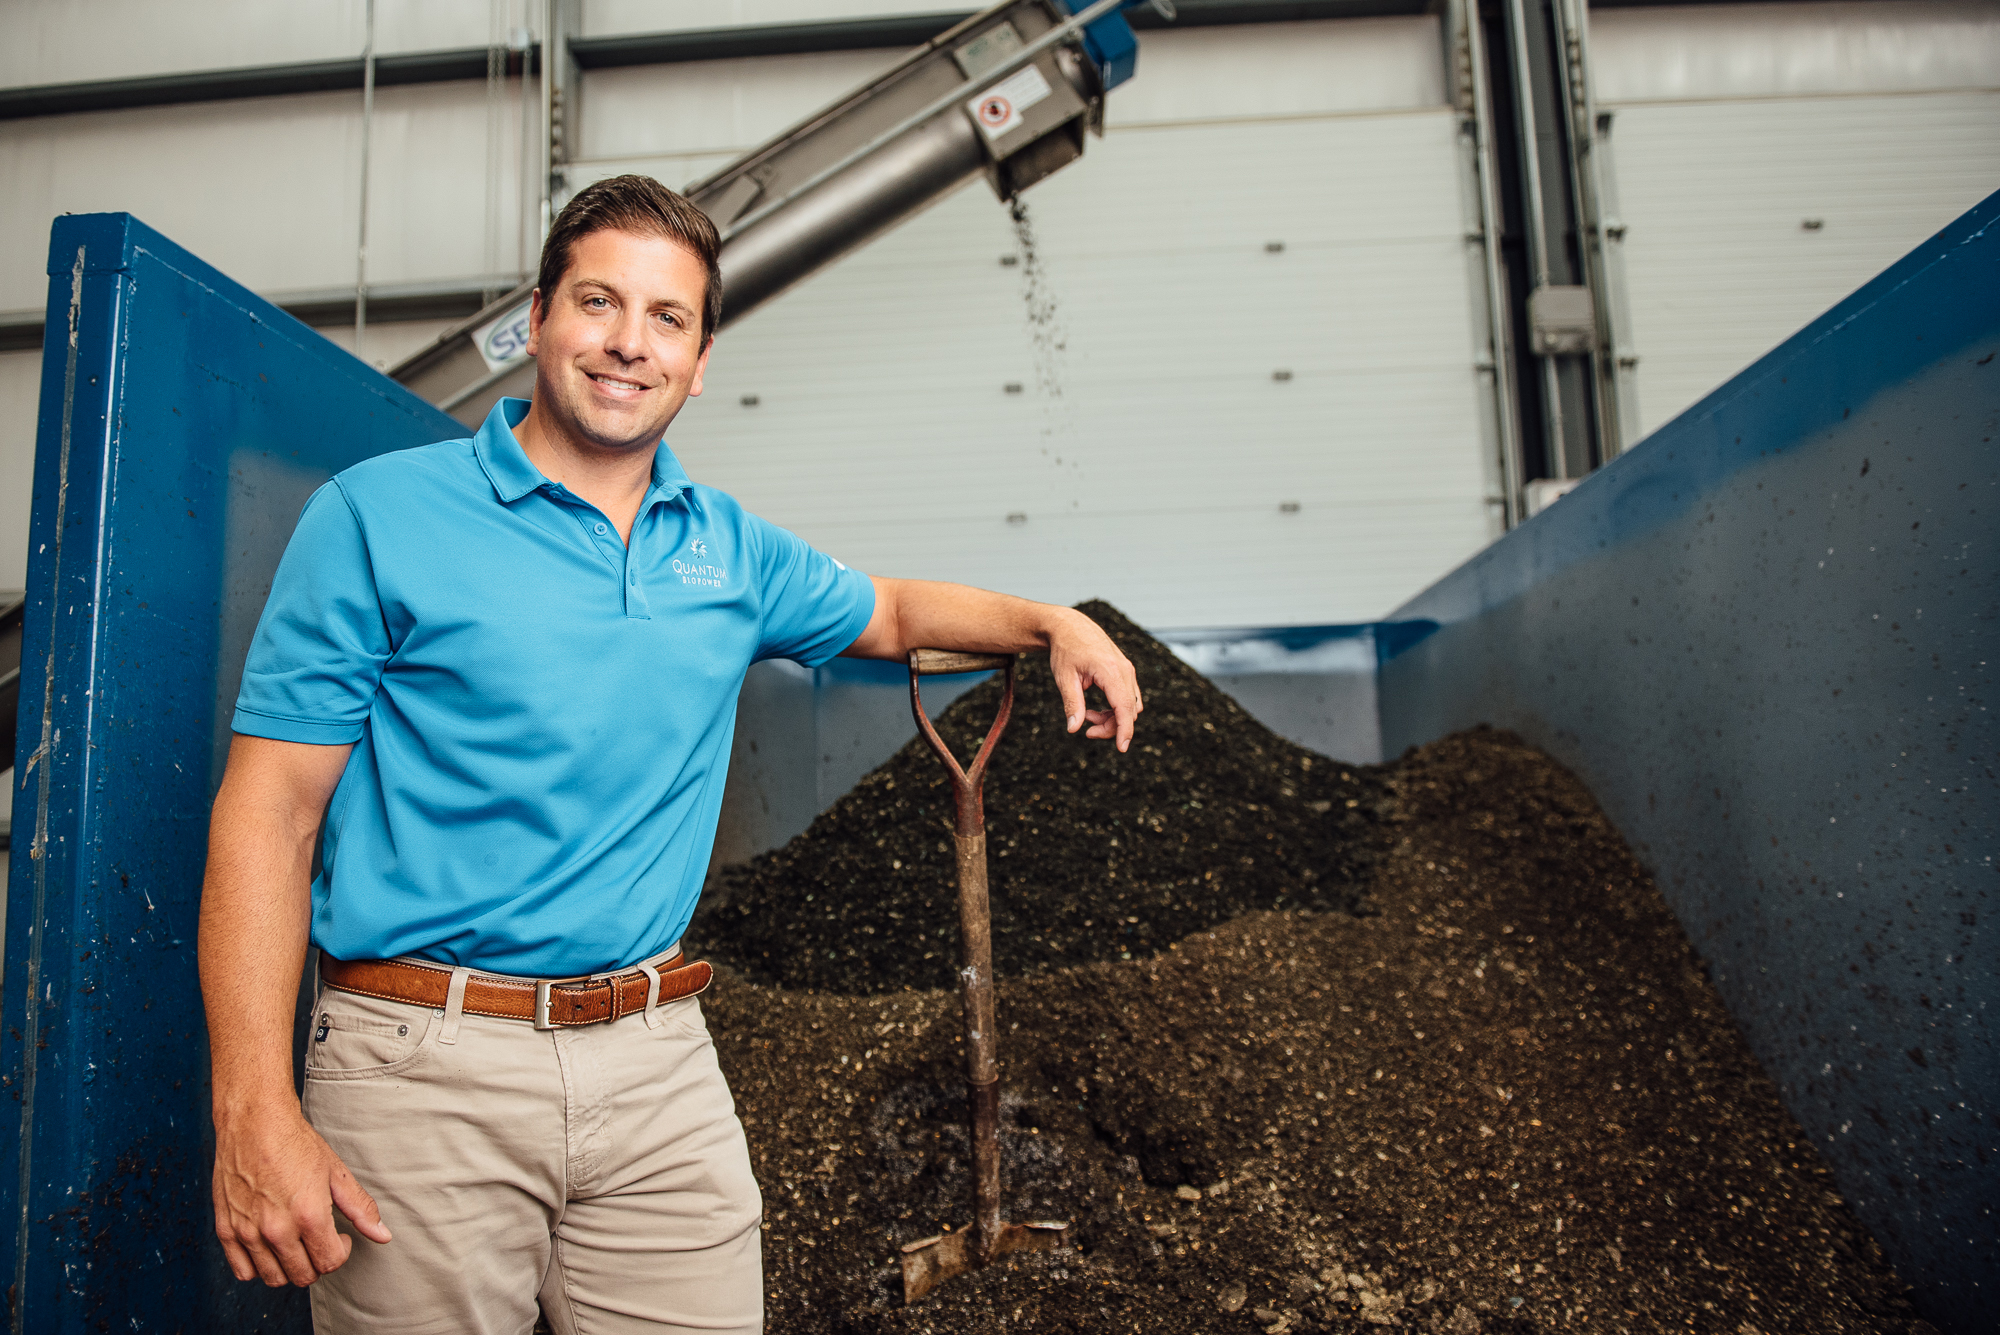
[1502, 0, 1551, 294]
[539, 0, 555, 242]
[518, 16, 533, 274]
[437, 355, 531, 415]
[1455, 0, 1524, 529]
[355, 0, 376, 361]
[1501, 0, 1574, 481]
[716, 111, 987, 324]
[485, 1, 504, 286]
[1552, 0, 1634, 461]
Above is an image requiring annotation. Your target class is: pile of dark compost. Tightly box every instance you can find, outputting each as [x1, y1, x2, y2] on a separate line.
[700, 718, 1929, 1333]
[693, 602, 1383, 992]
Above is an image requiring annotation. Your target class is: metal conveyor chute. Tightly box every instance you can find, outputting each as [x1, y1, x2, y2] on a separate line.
[391, 0, 1147, 427]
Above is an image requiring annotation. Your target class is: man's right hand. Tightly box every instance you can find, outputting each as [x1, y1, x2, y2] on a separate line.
[212, 1104, 392, 1286]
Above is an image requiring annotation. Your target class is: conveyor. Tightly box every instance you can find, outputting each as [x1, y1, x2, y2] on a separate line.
[392, 0, 1148, 426]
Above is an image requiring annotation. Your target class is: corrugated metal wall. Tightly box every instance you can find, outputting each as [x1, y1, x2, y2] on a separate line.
[620, 19, 1497, 628]
[4, 1, 1998, 611]
[1590, 0, 2000, 436]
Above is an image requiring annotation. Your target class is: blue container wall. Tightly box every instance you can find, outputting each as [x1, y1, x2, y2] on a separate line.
[1379, 192, 1999, 1332]
[2, 214, 460, 1333]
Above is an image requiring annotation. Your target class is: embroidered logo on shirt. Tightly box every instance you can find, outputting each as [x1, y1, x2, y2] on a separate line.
[673, 535, 727, 588]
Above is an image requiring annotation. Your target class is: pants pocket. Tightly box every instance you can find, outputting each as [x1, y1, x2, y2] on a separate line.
[646, 995, 709, 1040]
[306, 990, 436, 1081]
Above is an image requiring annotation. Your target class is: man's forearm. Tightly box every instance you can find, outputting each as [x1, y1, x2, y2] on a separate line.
[202, 736, 390, 1285]
[844, 576, 1143, 750]
[199, 737, 350, 1128]
[847, 577, 1084, 662]
[200, 803, 315, 1127]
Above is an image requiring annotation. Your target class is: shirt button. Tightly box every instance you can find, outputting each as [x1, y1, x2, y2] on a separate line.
[595, 522, 608, 535]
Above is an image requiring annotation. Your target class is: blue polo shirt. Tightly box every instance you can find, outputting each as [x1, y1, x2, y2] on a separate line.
[232, 398, 875, 976]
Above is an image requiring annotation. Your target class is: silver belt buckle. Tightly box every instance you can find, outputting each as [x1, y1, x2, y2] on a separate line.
[534, 979, 557, 1030]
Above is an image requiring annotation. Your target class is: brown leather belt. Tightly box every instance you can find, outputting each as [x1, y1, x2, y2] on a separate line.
[319, 951, 712, 1029]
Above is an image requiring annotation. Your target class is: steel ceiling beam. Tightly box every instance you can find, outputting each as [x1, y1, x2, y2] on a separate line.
[0, 46, 540, 121]
[0, 0, 1452, 123]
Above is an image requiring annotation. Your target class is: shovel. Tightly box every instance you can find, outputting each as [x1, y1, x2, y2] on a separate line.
[896, 648, 1068, 1304]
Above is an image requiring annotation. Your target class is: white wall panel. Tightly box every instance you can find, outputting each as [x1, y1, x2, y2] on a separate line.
[1109, 18, 1444, 124]
[1591, 0, 2000, 104]
[666, 108, 1486, 628]
[581, 50, 905, 162]
[577, 18, 1481, 628]
[0, 351, 40, 592]
[2, 14, 1479, 631]
[316, 317, 464, 373]
[4, 0, 502, 90]
[0, 80, 533, 313]
[576, 16, 1447, 164]
[1606, 91, 2000, 437]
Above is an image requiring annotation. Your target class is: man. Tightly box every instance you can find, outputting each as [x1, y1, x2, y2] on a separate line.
[200, 175, 1141, 1333]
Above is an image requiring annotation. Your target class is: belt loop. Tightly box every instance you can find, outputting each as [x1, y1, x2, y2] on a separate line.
[639, 962, 663, 1029]
[439, 966, 471, 1045]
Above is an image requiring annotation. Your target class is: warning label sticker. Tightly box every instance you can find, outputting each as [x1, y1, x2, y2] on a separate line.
[967, 62, 1053, 141]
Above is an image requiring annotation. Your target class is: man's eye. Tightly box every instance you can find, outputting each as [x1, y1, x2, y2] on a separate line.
[585, 296, 609, 309]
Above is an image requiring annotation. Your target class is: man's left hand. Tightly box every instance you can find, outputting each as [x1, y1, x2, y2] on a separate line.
[1045, 607, 1143, 752]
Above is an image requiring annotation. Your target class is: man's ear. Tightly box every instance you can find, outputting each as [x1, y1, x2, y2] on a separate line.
[524, 289, 546, 358]
[689, 335, 713, 398]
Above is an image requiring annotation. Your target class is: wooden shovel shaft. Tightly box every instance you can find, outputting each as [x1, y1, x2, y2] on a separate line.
[954, 827, 1001, 1253]
[908, 651, 1015, 1262]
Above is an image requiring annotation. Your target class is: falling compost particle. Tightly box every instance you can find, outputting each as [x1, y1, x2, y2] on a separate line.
[1008, 198, 1073, 442]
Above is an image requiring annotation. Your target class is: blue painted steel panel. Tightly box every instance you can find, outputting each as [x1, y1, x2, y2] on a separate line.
[1379, 190, 1999, 1331]
[2, 214, 459, 1332]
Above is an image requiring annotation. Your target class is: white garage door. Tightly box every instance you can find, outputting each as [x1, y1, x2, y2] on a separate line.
[1592, 0, 2000, 437]
[579, 18, 1496, 629]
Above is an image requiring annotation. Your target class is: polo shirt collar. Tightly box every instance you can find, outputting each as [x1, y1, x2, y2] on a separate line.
[473, 397, 691, 508]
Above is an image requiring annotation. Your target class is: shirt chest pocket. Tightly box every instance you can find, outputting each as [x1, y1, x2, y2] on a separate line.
[306, 996, 434, 1081]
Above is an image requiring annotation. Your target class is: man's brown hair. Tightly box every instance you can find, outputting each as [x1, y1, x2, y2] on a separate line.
[536, 175, 723, 346]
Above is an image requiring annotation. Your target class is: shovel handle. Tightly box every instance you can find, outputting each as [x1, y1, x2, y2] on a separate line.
[907, 650, 1018, 1264]
[907, 651, 1016, 838]
[910, 648, 1013, 676]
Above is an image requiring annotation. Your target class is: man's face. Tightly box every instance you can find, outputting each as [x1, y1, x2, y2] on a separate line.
[525, 227, 712, 454]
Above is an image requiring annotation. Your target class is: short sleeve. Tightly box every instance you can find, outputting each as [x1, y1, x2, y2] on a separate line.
[232, 480, 393, 744]
[748, 514, 875, 668]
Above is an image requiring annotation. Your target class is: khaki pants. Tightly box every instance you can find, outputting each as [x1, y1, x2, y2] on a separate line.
[301, 956, 762, 1334]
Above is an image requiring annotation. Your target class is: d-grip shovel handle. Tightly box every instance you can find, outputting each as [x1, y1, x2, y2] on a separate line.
[908, 650, 1016, 837]
[907, 649, 1017, 1265]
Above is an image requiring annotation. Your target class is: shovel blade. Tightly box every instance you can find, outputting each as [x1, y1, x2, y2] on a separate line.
[899, 1220, 1068, 1305]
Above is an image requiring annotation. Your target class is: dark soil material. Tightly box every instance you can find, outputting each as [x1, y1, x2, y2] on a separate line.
[686, 604, 1924, 1333]
[705, 727, 1929, 1334]
[692, 602, 1384, 993]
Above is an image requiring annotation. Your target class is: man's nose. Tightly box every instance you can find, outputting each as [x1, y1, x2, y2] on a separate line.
[601, 307, 648, 362]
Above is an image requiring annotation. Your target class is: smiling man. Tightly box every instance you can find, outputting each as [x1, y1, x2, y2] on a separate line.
[199, 176, 1141, 1334]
